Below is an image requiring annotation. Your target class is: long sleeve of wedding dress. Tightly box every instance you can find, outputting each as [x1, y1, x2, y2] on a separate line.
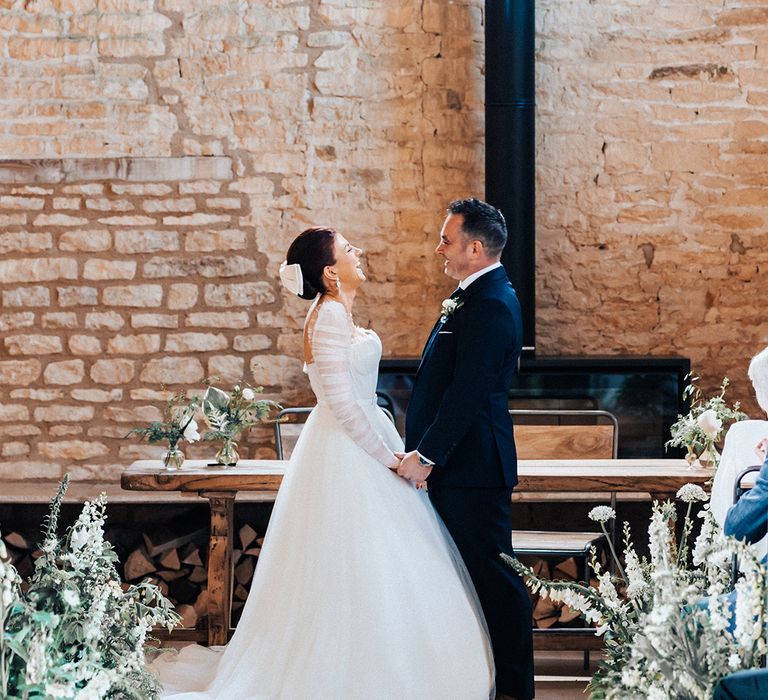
[311, 301, 396, 467]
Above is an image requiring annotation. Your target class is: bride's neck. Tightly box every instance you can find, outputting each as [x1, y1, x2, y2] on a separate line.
[322, 287, 356, 314]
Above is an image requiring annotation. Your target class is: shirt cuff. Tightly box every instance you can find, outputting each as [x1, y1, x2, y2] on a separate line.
[416, 451, 435, 466]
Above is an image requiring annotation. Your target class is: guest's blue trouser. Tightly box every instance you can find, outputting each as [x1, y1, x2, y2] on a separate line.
[714, 669, 768, 699]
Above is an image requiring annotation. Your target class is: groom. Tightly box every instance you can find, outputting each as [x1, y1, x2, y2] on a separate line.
[397, 198, 534, 700]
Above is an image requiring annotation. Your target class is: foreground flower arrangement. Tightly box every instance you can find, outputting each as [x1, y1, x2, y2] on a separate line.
[0, 476, 178, 699]
[505, 485, 768, 699]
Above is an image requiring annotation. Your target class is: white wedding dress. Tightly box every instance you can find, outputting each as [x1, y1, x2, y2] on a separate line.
[153, 300, 494, 699]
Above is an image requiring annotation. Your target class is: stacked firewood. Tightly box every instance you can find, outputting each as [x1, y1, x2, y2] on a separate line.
[2, 531, 38, 587]
[122, 522, 263, 628]
[519, 555, 600, 629]
[1, 524, 263, 630]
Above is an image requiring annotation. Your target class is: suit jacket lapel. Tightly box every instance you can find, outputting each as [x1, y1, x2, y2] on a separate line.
[414, 267, 510, 379]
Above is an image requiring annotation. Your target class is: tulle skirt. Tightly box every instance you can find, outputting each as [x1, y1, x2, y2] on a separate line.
[153, 402, 494, 699]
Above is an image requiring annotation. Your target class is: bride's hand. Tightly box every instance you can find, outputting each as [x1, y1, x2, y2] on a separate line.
[388, 453, 404, 470]
[756, 438, 768, 463]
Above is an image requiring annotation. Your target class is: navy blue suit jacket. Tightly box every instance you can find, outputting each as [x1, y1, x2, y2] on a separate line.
[405, 266, 522, 489]
[724, 453, 768, 546]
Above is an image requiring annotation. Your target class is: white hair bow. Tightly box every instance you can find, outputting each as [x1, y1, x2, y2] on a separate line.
[279, 261, 303, 296]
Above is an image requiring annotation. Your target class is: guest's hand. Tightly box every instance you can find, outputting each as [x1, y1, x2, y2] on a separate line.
[396, 450, 433, 485]
[755, 438, 768, 462]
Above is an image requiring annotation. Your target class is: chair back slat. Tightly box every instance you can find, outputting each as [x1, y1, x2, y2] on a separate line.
[514, 424, 615, 460]
[510, 409, 619, 460]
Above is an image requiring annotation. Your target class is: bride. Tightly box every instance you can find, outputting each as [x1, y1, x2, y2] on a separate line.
[152, 226, 495, 699]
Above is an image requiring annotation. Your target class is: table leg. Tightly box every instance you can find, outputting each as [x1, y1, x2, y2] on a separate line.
[201, 490, 235, 646]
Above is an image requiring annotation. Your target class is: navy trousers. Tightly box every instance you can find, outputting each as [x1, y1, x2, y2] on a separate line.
[428, 486, 535, 699]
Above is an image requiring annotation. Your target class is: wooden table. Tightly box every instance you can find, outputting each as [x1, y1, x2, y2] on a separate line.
[122, 458, 711, 645]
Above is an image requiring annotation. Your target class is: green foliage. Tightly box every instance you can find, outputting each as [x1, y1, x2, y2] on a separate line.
[666, 374, 748, 465]
[201, 379, 280, 443]
[125, 390, 200, 448]
[0, 479, 179, 699]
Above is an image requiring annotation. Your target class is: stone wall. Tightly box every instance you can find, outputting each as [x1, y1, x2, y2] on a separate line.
[535, 0, 768, 415]
[0, 0, 767, 483]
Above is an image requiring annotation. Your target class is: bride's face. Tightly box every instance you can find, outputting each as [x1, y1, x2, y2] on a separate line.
[328, 234, 365, 290]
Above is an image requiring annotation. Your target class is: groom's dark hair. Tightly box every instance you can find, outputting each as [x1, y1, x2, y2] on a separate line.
[448, 198, 507, 258]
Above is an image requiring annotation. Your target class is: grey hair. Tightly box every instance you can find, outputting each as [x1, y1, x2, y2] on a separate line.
[748, 346, 768, 413]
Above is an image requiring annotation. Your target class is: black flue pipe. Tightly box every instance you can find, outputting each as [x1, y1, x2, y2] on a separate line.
[485, 0, 536, 351]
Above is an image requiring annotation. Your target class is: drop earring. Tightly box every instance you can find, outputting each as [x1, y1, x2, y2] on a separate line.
[336, 278, 341, 290]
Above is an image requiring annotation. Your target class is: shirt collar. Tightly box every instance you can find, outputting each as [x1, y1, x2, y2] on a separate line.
[459, 261, 503, 290]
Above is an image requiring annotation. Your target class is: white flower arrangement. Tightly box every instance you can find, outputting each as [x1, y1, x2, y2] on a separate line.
[439, 297, 463, 324]
[503, 485, 768, 699]
[0, 476, 179, 699]
[666, 375, 748, 468]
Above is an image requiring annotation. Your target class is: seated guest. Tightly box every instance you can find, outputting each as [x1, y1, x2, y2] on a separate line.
[714, 668, 768, 699]
[723, 440, 768, 549]
[710, 446, 768, 697]
[710, 346, 768, 559]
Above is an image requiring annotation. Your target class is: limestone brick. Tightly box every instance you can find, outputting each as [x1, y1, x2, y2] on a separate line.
[57, 286, 98, 306]
[185, 312, 250, 329]
[43, 360, 85, 385]
[165, 332, 228, 353]
[183, 230, 247, 251]
[3, 286, 51, 307]
[91, 359, 136, 385]
[42, 313, 79, 329]
[107, 334, 162, 354]
[4, 334, 64, 356]
[59, 230, 112, 251]
[83, 259, 137, 280]
[0, 405, 30, 422]
[85, 312, 125, 331]
[0, 258, 77, 284]
[139, 357, 205, 384]
[102, 284, 163, 307]
[167, 283, 198, 310]
[0, 232, 50, 253]
[114, 230, 179, 253]
[34, 406, 95, 422]
[204, 282, 275, 307]
[71, 389, 123, 403]
[0, 313, 35, 331]
[69, 335, 103, 355]
[38, 441, 109, 460]
[233, 335, 272, 352]
[208, 355, 245, 384]
[131, 313, 179, 328]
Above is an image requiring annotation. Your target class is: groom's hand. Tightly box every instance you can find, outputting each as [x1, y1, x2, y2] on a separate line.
[396, 450, 433, 484]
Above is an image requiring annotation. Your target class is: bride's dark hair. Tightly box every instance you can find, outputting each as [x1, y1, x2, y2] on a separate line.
[286, 227, 337, 300]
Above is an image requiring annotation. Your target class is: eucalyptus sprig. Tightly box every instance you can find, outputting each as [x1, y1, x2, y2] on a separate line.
[201, 379, 280, 442]
[126, 389, 200, 448]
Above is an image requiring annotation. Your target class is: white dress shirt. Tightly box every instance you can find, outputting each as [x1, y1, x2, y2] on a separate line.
[459, 261, 503, 290]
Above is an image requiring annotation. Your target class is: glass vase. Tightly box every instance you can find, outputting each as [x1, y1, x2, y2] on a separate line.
[215, 438, 239, 467]
[162, 444, 185, 471]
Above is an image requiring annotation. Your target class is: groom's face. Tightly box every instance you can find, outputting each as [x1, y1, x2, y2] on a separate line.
[436, 214, 472, 281]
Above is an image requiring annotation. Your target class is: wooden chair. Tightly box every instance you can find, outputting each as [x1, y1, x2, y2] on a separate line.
[510, 409, 619, 660]
[274, 404, 397, 460]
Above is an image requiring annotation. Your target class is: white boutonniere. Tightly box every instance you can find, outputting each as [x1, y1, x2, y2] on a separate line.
[439, 297, 463, 323]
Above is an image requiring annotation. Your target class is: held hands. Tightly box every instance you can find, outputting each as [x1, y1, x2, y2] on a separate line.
[391, 450, 432, 489]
